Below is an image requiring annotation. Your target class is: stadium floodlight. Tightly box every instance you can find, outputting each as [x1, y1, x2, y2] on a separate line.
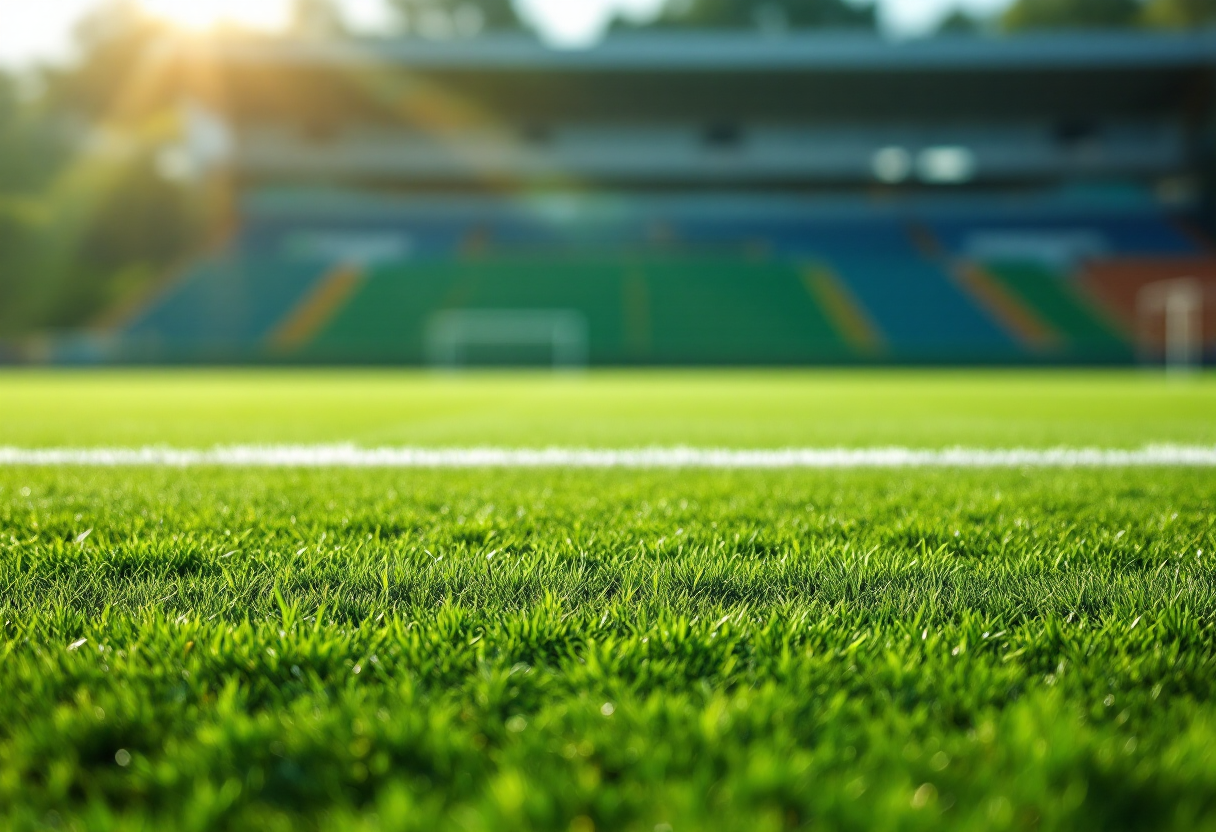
[871, 147, 912, 184]
[156, 100, 233, 183]
[425, 309, 589, 370]
[917, 146, 976, 184]
[1137, 277, 1203, 374]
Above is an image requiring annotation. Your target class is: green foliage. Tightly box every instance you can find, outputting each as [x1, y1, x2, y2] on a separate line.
[967, 0, 1216, 32]
[0, 153, 207, 335]
[48, 158, 205, 330]
[1002, 0, 1144, 30]
[935, 10, 987, 34]
[0, 199, 50, 333]
[0, 73, 70, 333]
[388, 0, 526, 36]
[1143, 0, 1216, 26]
[290, 0, 350, 38]
[38, 1, 171, 121]
[0, 3, 209, 337]
[0, 76, 69, 195]
[630, 0, 876, 31]
[0, 465, 1213, 830]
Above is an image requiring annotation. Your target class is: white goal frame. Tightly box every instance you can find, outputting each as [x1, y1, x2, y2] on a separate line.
[425, 309, 589, 369]
[1136, 278, 1205, 374]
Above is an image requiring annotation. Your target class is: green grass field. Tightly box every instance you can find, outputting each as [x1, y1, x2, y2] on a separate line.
[2, 370, 1215, 831]
[3, 368, 1215, 448]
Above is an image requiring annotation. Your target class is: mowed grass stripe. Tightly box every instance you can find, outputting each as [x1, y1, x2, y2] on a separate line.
[4, 370, 1214, 450]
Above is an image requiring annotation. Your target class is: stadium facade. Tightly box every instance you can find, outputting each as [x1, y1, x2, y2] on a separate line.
[88, 31, 1216, 366]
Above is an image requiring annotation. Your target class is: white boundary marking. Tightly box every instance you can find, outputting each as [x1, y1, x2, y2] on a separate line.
[0, 445, 1214, 468]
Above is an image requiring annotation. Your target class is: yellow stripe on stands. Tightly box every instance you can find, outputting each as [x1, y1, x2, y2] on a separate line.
[802, 265, 884, 352]
[268, 264, 364, 352]
[952, 262, 1057, 350]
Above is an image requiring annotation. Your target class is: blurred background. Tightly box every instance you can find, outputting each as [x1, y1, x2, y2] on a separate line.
[1, 0, 1214, 369]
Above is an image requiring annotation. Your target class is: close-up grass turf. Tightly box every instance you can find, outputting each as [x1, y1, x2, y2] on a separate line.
[1, 369, 1215, 831]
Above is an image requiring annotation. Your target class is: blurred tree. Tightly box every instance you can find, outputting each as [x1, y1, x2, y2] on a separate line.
[0, 198, 43, 334]
[1143, 0, 1216, 26]
[290, 0, 350, 39]
[0, 71, 65, 333]
[1002, 0, 1143, 30]
[39, 1, 172, 121]
[31, 156, 207, 330]
[633, 0, 876, 30]
[0, 74, 68, 194]
[388, 0, 527, 37]
[0, 2, 212, 336]
[936, 9, 987, 33]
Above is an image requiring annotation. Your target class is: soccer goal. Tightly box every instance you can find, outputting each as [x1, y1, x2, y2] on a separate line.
[425, 309, 589, 369]
[1136, 278, 1205, 374]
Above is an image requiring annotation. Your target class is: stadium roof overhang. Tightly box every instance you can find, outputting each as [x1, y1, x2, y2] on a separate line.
[206, 29, 1216, 71]
[180, 31, 1216, 122]
[163, 31, 1216, 187]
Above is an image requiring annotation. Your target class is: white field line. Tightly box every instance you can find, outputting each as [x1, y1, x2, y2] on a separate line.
[0, 445, 1215, 468]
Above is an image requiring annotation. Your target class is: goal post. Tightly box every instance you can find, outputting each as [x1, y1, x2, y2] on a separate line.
[425, 309, 589, 369]
[1136, 278, 1204, 374]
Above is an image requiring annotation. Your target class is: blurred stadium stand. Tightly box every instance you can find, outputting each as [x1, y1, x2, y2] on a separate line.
[86, 31, 1216, 365]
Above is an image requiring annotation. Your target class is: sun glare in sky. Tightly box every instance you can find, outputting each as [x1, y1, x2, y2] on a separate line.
[0, 0, 1018, 67]
[136, 0, 293, 31]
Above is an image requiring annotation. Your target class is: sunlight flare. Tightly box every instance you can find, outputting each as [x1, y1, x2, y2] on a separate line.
[137, 0, 292, 31]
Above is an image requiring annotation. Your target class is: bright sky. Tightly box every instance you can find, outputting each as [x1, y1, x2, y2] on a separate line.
[0, 0, 1014, 66]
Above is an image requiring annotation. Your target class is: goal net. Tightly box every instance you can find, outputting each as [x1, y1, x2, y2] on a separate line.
[425, 309, 589, 369]
[1136, 278, 1204, 374]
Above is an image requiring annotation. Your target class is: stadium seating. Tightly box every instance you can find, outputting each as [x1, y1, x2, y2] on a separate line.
[113, 190, 1213, 365]
[980, 262, 1128, 357]
[310, 254, 855, 365]
[121, 255, 332, 360]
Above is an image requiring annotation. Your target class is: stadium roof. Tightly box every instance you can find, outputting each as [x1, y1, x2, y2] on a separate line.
[180, 30, 1216, 124]
[173, 30, 1215, 185]
[202, 30, 1216, 72]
